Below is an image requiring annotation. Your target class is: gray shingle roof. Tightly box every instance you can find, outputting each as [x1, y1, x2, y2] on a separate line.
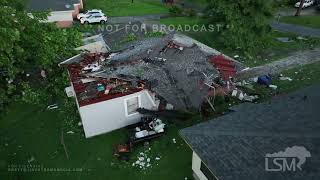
[93, 34, 220, 111]
[180, 84, 320, 180]
[26, 0, 80, 11]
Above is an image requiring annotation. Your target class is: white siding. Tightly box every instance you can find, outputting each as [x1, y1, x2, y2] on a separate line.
[79, 90, 156, 138]
[192, 152, 209, 180]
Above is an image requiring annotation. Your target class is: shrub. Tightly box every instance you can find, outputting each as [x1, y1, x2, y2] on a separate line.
[169, 5, 183, 15]
[185, 9, 197, 17]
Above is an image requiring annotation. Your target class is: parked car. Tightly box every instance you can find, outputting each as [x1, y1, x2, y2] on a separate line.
[77, 9, 104, 20]
[80, 14, 108, 24]
[295, 0, 315, 8]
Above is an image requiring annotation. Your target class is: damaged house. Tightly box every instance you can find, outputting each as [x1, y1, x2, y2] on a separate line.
[60, 32, 243, 138]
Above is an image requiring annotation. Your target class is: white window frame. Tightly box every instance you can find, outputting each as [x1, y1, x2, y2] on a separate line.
[124, 95, 141, 117]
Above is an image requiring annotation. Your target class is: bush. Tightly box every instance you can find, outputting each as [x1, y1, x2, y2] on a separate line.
[120, 33, 137, 43]
[146, 31, 166, 37]
[185, 9, 197, 17]
[169, 5, 183, 15]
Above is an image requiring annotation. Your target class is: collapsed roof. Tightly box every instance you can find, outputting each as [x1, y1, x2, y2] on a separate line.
[61, 33, 243, 111]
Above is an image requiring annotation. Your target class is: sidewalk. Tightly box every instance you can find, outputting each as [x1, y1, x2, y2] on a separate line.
[236, 48, 320, 79]
[270, 21, 320, 38]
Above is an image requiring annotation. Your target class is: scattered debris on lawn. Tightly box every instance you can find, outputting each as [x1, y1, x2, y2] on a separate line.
[257, 75, 272, 86]
[78, 122, 83, 126]
[276, 37, 294, 43]
[269, 84, 278, 90]
[231, 89, 259, 102]
[279, 76, 293, 81]
[67, 131, 75, 134]
[50, 151, 58, 159]
[47, 104, 59, 110]
[131, 147, 162, 171]
[172, 138, 176, 144]
[296, 36, 308, 41]
[28, 156, 35, 163]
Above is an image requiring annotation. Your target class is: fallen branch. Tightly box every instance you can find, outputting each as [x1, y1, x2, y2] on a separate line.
[60, 130, 69, 159]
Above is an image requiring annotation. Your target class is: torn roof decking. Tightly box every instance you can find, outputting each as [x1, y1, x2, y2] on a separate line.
[65, 54, 145, 107]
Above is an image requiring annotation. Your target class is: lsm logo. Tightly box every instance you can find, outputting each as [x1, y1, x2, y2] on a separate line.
[265, 146, 311, 172]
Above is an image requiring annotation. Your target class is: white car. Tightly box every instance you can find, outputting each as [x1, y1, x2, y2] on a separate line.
[295, 0, 314, 8]
[80, 14, 108, 24]
[77, 9, 104, 20]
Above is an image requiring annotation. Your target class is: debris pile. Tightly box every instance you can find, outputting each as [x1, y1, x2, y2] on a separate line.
[231, 89, 259, 102]
[131, 148, 161, 170]
[60, 33, 244, 112]
[279, 74, 293, 81]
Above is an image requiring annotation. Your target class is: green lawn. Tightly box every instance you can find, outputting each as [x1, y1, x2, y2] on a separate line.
[85, 0, 169, 17]
[280, 15, 320, 29]
[252, 61, 320, 102]
[160, 16, 207, 26]
[0, 103, 194, 180]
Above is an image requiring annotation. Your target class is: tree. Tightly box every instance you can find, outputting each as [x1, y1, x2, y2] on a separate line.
[0, 0, 82, 113]
[295, 0, 305, 16]
[206, 0, 274, 56]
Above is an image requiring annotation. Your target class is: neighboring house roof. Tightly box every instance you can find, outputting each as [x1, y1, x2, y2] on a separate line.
[26, 0, 80, 11]
[180, 84, 320, 180]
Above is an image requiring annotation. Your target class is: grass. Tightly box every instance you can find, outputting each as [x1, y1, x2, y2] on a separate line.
[268, 60, 320, 93]
[0, 103, 194, 180]
[160, 16, 208, 26]
[85, 0, 169, 17]
[280, 15, 320, 29]
[241, 30, 320, 67]
[250, 60, 320, 103]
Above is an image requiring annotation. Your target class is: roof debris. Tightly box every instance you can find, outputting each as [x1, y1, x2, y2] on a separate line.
[60, 33, 243, 111]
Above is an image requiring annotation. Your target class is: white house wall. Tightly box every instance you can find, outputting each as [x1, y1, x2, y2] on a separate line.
[192, 152, 209, 180]
[79, 90, 156, 138]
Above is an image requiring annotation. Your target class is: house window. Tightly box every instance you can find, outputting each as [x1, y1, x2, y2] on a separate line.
[125, 96, 140, 116]
[200, 162, 216, 180]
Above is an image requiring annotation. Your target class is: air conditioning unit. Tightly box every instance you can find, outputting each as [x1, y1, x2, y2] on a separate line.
[65, 86, 75, 97]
